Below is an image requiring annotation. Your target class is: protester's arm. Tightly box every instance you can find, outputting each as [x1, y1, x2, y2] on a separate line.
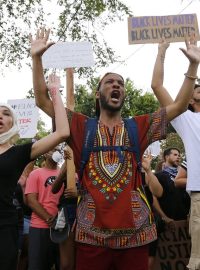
[174, 166, 187, 188]
[152, 35, 200, 121]
[153, 196, 175, 225]
[64, 188, 78, 198]
[31, 74, 69, 160]
[52, 162, 66, 194]
[151, 39, 173, 106]
[18, 161, 35, 193]
[26, 193, 54, 227]
[142, 154, 163, 197]
[66, 68, 75, 111]
[30, 28, 55, 117]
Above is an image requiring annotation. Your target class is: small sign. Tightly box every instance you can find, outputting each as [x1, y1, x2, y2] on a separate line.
[42, 41, 95, 69]
[154, 220, 191, 270]
[8, 99, 39, 138]
[128, 14, 200, 44]
[145, 141, 160, 157]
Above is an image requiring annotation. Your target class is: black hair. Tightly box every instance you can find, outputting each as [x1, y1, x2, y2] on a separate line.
[95, 72, 124, 117]
[96, 72, 124, 92]
[163, 147, 180, 161]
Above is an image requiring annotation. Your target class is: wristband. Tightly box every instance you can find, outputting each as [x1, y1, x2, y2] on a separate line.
[184, 73, 198, 80]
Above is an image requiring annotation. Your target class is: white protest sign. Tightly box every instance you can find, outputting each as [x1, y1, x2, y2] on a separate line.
[8, 98, 39, 138]
[128, 13, 200, 44]
[145, 141, 161, 157]
[42, 41, 95, 69]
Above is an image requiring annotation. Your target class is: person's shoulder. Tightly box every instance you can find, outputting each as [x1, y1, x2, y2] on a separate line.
[67, 108, 87, 118]
[172, 109, 192, 122]
[14, 142, 33, 151]
[155, 171, 169, 180]
[181, 160, 187, 171]
[134, 108, 166, 122]
[67, 109, 88, 123]
[28, 167, 42, 177]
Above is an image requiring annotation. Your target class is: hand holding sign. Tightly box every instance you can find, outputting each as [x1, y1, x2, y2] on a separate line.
[48, 73, 61, 90]
[30, 28, 55, 58]
[142, 153, 153, 173]
[158, 38, 170, 53]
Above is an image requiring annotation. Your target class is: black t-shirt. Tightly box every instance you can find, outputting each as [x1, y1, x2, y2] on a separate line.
[0, 143, 33, 226]
[155, 171, 190, 220]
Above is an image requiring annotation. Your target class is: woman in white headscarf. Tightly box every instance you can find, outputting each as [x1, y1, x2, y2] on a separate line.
[0, 74, 69, 270]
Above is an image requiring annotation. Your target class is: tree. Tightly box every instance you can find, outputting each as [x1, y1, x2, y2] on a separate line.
[74, 76, 159, 117]
[121, 79, 159, 117]
[160, 132, 185, 158]
[0, 0, 132, 75]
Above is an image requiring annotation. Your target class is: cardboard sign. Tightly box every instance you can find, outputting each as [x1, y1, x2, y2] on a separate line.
[8, 98, 39, 138]
[154, 220, 191, 270]
[42, 41, 95, 69]
[128, 14, 200, 44]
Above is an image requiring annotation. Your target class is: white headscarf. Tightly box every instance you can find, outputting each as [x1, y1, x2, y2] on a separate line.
[0, 103, 19, 145]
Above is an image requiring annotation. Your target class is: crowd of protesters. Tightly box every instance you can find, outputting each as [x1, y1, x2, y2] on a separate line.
[0, 27, 200, 270]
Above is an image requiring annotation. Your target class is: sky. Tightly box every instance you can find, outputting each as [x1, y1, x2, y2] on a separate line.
[0, 0, 200, 129]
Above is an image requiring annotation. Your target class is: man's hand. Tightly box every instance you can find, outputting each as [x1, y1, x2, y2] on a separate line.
[30, 28, 54, 58]
[162, 216, 176, 232]
[64, 146, 72, 160]
[180, 33, 200, 64]
[64, 188, 78, 198]
[46, 215, 55, 227]
[158, 38, 170, 53]
[48, 73, 61, 91]
[142, 153, 153, 173]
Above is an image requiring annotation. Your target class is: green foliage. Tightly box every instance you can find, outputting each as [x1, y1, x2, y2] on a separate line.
[26, 88, 35, 98]
[74, 76, 159, 117]
[0, 0, 132, 75]
[160, 131, 185, 157]
[121, 79, 159, 117]
[0, 0, 45, 69]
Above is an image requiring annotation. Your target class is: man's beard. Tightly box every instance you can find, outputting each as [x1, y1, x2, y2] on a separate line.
[99, 92, 125, 112]
[193, 98, 200, 104]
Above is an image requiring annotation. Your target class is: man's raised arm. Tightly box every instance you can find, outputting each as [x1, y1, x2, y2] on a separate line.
[151, 35, 200, 122]
[30, 28, 55, 117]
[151, 39, 173, 107]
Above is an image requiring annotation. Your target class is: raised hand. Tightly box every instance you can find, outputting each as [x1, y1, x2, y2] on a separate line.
[64, 188, 78, 198]
[48, 73, 61, 91]
[180, 33, 200, 64]
[142, 153, 153, 173]
[29, 28, 54, 58]
[63, 146, 72, 160]
[158, 38, 170, 52]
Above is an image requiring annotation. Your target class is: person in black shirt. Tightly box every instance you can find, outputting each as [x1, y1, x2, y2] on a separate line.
[0, 75, 69, 270]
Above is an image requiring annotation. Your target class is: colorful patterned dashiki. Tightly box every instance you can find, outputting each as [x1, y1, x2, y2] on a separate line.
[68, 108, 167, 249]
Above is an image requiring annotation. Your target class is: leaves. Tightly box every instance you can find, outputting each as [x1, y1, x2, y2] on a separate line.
[0, 0, 132, 75]
[73, 76, 159, 117]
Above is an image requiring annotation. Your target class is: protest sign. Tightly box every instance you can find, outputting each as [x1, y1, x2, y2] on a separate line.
[145, 141, 160, 157]
[8, 98, 39, 138]
[128, 14, 200, 44]
[154, 220, 191, 270]
[42, 41, 95, 69]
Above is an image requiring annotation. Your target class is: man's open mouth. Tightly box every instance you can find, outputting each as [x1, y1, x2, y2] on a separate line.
[111, 90, 120, 102]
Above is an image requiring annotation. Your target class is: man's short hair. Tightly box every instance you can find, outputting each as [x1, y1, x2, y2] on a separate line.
[95, 72, 124, 117]
[163, 147, 180, 161]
